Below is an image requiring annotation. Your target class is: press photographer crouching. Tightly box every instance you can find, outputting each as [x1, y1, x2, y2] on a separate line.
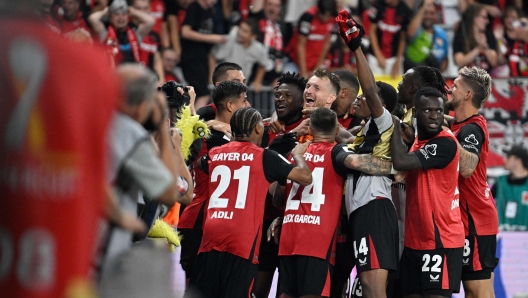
[99, 64, 193, 291]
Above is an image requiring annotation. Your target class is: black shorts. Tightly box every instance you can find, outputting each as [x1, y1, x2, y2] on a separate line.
[189, 250, 257, 298]
[258, 218, 279, 272]
[349, 198, 399, 274]
[179, 228, 202, 278]
[181, 60, 210, 98]
[400, 247, 463, 297]
[461, 234, 498, 281]
[279, 255, 333, 297]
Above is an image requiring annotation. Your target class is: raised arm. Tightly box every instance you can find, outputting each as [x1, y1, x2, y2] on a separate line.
[355, 43, 385, 118]
[88, 7, 108, 39]
[129, 6, 155, 39]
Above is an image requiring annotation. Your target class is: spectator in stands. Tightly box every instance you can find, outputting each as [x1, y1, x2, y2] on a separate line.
[283, 0, 317, 45]
[493, 145, 528, 231]
[99, 64, 191, 284]
[164, 0, 193, 63]
[89, 0, 155, 65]
[453, 3, 498, 73]
[368, 0, 413, 78]
[162, 48, 180, 82]
[501, 6, 528, 76]
[250, 0, 284, 86]
[54, 0, 91, 35]
[284, 0, 337, 78]
[404, 0, 449, 72]
[40, 0, 61, 32]
[211, 18, 273, 92]
[180, 0, 227, 109]
[133, 0, 164, 82]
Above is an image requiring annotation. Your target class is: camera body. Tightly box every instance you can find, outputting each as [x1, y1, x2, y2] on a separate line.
[158, 80, 190, 110]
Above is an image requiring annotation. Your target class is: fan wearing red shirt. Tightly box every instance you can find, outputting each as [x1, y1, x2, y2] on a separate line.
[391, 87, 465, 297]
[0, 2, 119, 296]
[188, 108, 312, 297]
[285, 0, 337, 77]
[446, 66, 498, 298]
[54, 0, 91, 35]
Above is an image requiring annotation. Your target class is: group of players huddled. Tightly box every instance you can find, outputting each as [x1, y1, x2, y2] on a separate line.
[178, 11, 498, 298]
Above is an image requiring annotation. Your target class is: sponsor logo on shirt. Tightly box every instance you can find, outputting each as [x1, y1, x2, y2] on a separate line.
[420, 144, 437, 159]
[378, 21, 401, 33]
[462, 134, 479, 152]
[430, 274, 440, 282]
[307, 33, 327, 41]
[300, 21, 311, 35]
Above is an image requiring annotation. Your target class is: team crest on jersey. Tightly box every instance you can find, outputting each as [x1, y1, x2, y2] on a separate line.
[420, 144, 437, 159]
[522, 191, 528, 205]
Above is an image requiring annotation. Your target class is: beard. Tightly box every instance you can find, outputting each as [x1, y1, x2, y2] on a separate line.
[445, 99, 458, 111]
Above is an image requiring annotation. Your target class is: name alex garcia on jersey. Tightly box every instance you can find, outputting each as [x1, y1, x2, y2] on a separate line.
[282, 214, 321, 225]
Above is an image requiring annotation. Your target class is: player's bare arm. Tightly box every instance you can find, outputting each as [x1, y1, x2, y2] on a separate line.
[355, 41, 384, 118]
[288, 141, 313, 186]
[458, 145, 479, 178]
[343, 154, 392, 175]
[390, 115, 424, 171]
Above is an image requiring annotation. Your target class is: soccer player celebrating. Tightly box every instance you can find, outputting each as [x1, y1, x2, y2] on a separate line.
[391, 87, 465, 297]
[335, 11, 399, 298]
[178, 81, 248, 280]
[188, 107, 312, 297]
[275, 107, 348, 298]
[447, 66, 498, 297]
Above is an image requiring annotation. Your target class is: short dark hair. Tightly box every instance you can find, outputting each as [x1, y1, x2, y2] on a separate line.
[310, 107, 337, 135]
[313, 69, 340, 95]
[376, 81, 398, 113]
[212, 62, 243, 84]
[333, 70, 359, 93]
[415, 86, 445, 108]
[212, 81, 247, 111]
[230, 107, 262, 138]
[275, 72, 307, 93]
[242, 17, 259, 36]
[317, 0, 337, 16]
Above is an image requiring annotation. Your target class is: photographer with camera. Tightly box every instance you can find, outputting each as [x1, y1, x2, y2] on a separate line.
[99, 64, 191, 284]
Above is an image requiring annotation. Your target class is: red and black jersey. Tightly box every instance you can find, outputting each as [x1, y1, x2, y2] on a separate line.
[279, 143, 346, 263]
[178, 130, 231, 229]
[150, 0, 165, 35]
[405, 130, 465, 250]
[0, 18, 119, 297]
[285, 6, 335, 72]
[507, 41, 528, 77]
[138, 31, 161, 70]
[368, 0, 413, 58]
[451, 114, 498, 236]
[199, 141, 294, 263]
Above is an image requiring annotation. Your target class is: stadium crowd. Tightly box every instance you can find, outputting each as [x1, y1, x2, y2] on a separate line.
[1, 0, 528, 298]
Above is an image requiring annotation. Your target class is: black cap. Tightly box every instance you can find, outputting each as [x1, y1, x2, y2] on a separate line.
[503, 144, 528, 169]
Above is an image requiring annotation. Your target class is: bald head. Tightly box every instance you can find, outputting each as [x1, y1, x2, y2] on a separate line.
[117, 64, 158, 106]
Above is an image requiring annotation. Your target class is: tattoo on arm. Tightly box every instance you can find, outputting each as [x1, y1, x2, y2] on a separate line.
[459, 145, 479, 178]
[345, 154, 392, 175]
